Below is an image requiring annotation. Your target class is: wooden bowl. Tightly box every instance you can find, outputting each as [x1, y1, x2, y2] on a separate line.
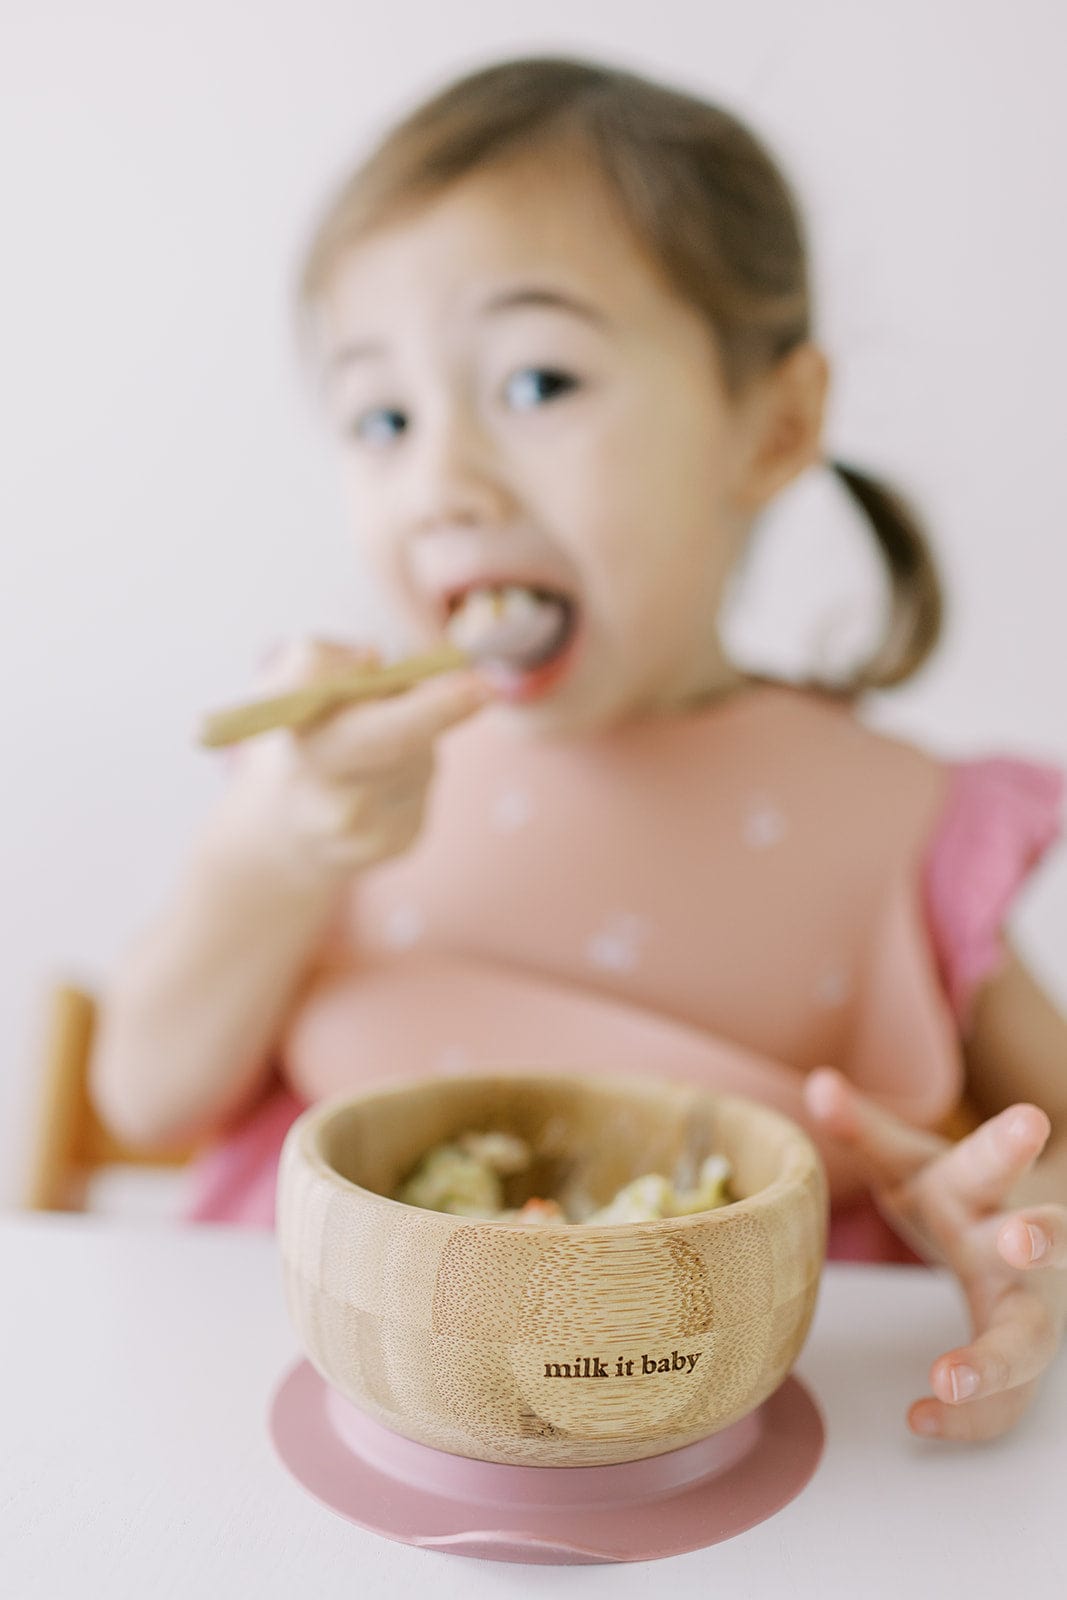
[276, 1071, 828, 1467]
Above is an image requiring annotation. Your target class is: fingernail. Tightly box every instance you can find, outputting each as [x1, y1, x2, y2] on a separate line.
[1027, 1224, 1049, 1261]
[913, 1411, 940, 1435]
[949, 1365, 979, 1402]
[806, 1073, 837, 1117]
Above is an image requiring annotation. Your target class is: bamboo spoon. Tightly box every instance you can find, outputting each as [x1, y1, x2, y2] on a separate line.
[198, 642, 472, 748]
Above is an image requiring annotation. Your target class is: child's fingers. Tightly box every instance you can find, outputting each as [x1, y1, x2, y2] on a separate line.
[932, 1104, 1051, 1216]
[908, 1374, 1040, 1443]
[298, 668, 494, 780]
[996, 1205, 1067, 1270]
[803, 1068, 946, 1187]
[930, 1282, 1060, 1409]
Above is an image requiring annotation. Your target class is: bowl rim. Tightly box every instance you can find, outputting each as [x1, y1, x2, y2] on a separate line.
[280, 1070, 822, 1236]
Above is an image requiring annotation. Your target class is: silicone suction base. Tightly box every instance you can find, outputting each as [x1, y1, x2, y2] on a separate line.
[269, 1360, 825, 1564]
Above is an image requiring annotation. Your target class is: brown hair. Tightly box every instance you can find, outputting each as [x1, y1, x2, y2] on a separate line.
[296, 54, 944, 696]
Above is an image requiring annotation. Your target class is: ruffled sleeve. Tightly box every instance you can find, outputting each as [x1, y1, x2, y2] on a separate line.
[922, 757, 1064, 1032]
[181, 1082, 308, 1227]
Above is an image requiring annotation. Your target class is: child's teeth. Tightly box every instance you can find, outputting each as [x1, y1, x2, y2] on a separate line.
[460, 590, 499, 630]
[446, 584, 571, 667]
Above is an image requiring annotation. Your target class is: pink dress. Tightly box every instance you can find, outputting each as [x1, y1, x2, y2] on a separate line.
[181, 685, 1063, 1265]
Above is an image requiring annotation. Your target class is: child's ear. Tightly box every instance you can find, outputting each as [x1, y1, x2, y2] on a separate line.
[732, 342, 830, 512]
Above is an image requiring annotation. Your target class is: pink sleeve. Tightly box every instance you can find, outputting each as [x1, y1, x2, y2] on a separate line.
[922, 757, 1064, 1031]
[181, 1083, 308, 1228]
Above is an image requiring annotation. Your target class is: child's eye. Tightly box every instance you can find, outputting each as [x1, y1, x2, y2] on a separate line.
[348, 406, 408, 447]
[504, 367, 579, 409]
[344, 368, 578, 447]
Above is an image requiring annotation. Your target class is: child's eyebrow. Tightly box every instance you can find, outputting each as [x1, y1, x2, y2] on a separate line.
[480, 285, 612, 330]
[329, 284, 613, 370]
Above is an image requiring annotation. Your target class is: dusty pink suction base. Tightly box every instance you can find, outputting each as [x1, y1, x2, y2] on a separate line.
[269, 1359, 825, 1564]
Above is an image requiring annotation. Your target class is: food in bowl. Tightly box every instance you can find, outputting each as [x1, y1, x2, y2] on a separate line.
[395, 1127, 734, 1222]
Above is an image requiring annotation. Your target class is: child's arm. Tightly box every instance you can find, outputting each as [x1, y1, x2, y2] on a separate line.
[89, 831, 347, 1151]
[962, 940, 1067, 1210]
[90, 639, 494, 1151]
[805, 939, 1067, 1444]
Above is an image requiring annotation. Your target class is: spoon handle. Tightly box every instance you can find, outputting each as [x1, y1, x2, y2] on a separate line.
[198, 642, 471, 748]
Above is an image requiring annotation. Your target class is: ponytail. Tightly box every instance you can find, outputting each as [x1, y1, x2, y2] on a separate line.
[826, 459, 945, 696]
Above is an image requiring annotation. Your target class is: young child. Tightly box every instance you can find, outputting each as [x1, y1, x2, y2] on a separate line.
[91, 55, 1067, 1443]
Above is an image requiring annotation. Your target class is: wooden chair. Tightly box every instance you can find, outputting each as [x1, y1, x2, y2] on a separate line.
[23, 982, 198, 1213]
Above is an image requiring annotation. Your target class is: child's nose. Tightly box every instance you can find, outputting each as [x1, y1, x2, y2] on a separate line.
[406, 406, 515, 532]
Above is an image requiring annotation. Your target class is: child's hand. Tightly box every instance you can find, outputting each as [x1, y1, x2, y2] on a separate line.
[210, 636, 494, 885]
[804, 1067, 1067, 1442]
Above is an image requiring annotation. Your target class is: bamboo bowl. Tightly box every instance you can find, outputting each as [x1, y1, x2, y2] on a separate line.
[276, 1072, 829, 1468]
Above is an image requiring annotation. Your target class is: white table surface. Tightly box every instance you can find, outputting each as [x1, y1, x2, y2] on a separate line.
[3, 1211, 1064, 1600]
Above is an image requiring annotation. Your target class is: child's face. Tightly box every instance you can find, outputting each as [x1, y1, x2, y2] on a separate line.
[317, 147, 825, 736]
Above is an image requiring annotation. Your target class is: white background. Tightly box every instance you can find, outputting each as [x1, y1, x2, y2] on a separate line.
[2, 1, 1065, 1206]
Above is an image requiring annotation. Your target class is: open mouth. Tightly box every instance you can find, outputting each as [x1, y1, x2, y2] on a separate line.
[443, 582, 582, 699]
